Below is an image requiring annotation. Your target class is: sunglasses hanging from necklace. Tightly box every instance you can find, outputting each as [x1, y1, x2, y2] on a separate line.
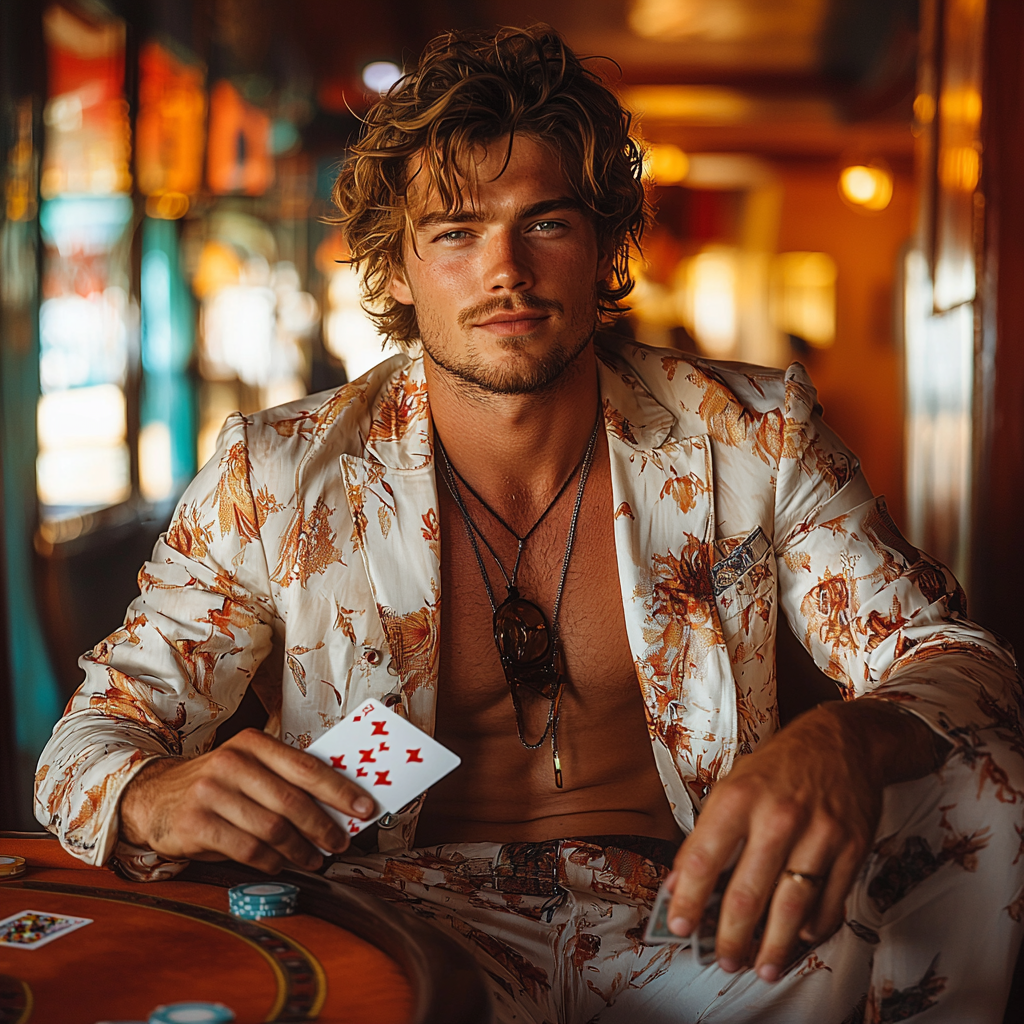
[435, 410, 601, 789]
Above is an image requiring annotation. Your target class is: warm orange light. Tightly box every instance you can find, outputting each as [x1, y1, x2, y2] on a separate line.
[643, 143, 689, 184]
[913, 93, 936, 125]
[770, 252, 837, 348]
[623, 85, 751, 124]
[941, 86, 982, 127]
[839, 164, 893, 211]
[40, 4, 132, 198]
[136, 41, 206, 199]
[192, 240, 241, 299]
[145, 191, 189, 219]
[938, 145, 981, 192]
[206, 80, 273, 196]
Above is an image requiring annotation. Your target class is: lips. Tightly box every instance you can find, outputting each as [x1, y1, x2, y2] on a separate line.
[473, 312, 550, 336]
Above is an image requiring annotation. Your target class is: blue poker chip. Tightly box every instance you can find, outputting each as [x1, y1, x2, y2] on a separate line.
[229, 904, 295, 919]
[227, 882, 299, 919]
[228, 894, 298, 904]
[230, 883, 298, 899]
[228, 901, 297, 910]
[148, 1003, 235, 1024]
[228, 898, 296, 904]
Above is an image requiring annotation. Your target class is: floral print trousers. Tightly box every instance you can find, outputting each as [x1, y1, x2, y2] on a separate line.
[325, 736, 1024, 1023]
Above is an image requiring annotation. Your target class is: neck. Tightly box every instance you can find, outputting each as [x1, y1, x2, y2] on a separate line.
[424, 341, 600, 529]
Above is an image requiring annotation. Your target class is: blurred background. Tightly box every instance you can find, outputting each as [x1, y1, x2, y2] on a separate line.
[1, 0, 1022, 852]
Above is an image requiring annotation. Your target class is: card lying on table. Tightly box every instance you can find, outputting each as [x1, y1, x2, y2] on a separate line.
[306, 698, 461, 835]
[0, 910, 92, 950]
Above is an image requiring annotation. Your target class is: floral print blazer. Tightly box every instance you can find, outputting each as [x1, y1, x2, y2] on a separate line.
[34, 340, 1022, 879]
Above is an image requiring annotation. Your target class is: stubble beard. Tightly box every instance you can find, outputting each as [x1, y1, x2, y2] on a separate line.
[418, 295, 598, 396]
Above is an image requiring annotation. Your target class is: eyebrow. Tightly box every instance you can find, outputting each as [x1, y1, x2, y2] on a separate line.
[414, 196, 583, 232]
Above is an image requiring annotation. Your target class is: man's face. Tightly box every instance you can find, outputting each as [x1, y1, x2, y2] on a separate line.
[390, 135, 612, 395]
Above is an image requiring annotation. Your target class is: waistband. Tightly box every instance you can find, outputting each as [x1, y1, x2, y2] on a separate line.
[573, 835, 678, 869]
[484, 834, 676, 899]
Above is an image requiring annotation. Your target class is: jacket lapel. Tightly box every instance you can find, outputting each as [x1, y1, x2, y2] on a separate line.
[339, 359, 442, 735]
[599, 354, 738, 831]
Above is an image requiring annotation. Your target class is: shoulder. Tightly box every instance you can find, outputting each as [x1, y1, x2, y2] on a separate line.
[598, 336, 817, 460]
[240, 353, 417, 467]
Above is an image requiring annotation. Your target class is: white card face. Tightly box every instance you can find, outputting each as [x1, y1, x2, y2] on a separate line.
[0, 910, 93, 950]
[306, 698, 461, 836]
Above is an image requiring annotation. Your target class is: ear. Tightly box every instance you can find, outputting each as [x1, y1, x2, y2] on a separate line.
[595, 244, 614, 286]
[389, 268, 414, 306]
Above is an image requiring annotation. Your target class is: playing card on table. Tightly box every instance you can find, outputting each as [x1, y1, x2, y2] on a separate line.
[0, 910, 92, 950]
[306, 698, 461, 835]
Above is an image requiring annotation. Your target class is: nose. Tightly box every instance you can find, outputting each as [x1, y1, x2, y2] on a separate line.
[484, 229, 534, 294]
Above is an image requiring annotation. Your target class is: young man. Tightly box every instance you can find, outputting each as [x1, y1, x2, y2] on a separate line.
[37, 26, 1024, 1023]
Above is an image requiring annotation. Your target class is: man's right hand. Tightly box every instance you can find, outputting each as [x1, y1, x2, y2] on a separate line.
[119, 729, 375, 873]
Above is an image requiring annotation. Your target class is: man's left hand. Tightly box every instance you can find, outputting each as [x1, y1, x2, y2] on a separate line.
[663, 699, 946, 982]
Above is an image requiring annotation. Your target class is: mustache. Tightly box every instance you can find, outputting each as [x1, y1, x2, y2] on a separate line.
[457, 294, 563, 328]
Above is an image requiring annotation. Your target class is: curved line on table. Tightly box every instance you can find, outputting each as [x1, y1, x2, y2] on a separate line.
[0, 973, 33, 1024]
[3, 880, 327, 1022]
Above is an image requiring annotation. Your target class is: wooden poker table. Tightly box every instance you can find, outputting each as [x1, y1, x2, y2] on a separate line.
[0, 833, 492, 1024]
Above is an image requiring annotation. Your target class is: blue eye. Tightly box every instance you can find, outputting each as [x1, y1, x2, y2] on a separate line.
[530, 220, 567, 233]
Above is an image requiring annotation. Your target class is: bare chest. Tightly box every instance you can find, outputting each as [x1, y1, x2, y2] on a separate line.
[437, 451, 636, 733]
[415, 442, 681, 845]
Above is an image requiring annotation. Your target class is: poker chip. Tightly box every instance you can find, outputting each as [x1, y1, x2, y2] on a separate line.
[148, 1003, 235, 1024]
[0, 856, 26, 879]
[227, 882, 299, 919]
[231, 883, 298, 899]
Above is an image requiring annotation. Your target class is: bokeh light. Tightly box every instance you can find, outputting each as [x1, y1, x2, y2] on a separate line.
[838, 163, 894, 212]
[362, 61, 403, 94]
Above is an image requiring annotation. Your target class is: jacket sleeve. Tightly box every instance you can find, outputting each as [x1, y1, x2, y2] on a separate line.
[773, 363, 1023, 754]
[34, 413, 279, 876]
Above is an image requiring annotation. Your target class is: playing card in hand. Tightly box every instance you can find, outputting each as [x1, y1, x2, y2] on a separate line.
[644, 870, 730, 963]
[643, 883, 692, 947]
[306, 698, 461, 835]
[0, 910, 92, 950]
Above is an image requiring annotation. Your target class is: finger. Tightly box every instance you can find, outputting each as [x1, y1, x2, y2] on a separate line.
[208, 784, 324, 872]
[238, 730, 377, 820]
[185, 812, 287, 874]
[802, 839, 865, 943]
[239, 764, 350, 855]
[753, 824, 838, 981]
[667, 789, 750, 937]
[712, 808, 804, 970]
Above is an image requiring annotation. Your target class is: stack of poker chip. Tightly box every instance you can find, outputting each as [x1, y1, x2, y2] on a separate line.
[227, 882, 299, 919]
[0, 855, 26, 880]
[148, 1003, 234, 1024]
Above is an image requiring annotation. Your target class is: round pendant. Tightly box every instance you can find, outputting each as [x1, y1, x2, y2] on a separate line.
[493, 594, 551, 665]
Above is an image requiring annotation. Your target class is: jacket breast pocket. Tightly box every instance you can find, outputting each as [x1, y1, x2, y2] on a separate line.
[712, 526, 776, 625]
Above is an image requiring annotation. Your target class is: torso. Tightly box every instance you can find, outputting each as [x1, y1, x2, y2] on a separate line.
[415, 431, 684, 847]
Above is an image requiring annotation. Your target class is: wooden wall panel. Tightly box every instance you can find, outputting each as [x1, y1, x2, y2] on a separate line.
[972, 0, 1024, 654]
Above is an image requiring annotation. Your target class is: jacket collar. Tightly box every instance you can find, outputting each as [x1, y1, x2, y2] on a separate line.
[360, 340, 679, 473]
[360, 353, 433, 471]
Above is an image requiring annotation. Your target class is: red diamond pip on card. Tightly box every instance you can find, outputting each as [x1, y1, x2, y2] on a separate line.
[306, 697, 461, 835]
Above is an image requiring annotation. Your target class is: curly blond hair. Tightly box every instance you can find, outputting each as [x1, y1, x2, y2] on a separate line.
[331, 25, 648, 350]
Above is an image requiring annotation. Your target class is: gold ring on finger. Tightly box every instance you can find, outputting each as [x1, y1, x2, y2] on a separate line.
[782, 869, 826, 886]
